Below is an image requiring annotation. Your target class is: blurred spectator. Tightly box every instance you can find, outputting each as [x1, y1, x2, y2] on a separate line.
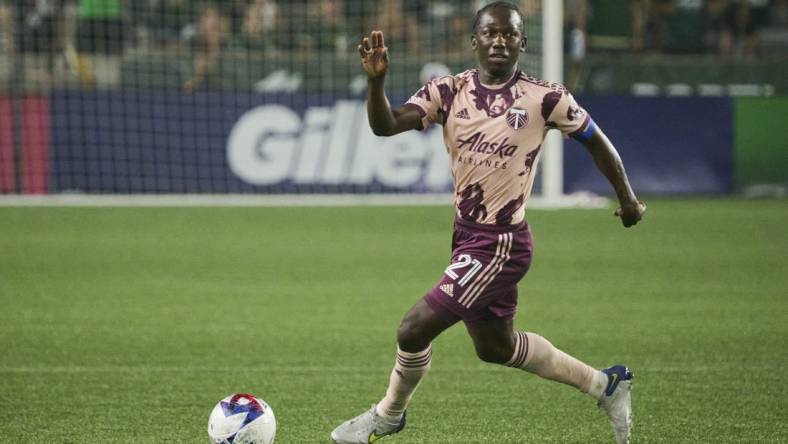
[76, 0, 124, 54]
[0, 1, 14, 54]
[629, 0, 704, 53]
[720, 0, 769, 57]
[13, 0, 70, 54]
[183, 2, 228, 91]
[2, 0, 783, 94]
[144, 0, 193, 49]
[74, 0, 125, 88]
[565, 0, 587, 89]
[773, 0, 788, 26]
[237, 0, 277, 51]
[228, 0, 249, 36]
[565, 0, 587, 60]
[369, 0, 421, 56]
[0, 0, 72, 87]
[1, 1, 69, 54]
[586, 0, 632, 51]
[639, 0, 773, 56]
[418, 1, 471, 59]
[704, 0, 728, 53]
[630, 1, 665, 52]
[444, 5, 470, 58]
[305, 0, 349, 55]
[665, 0, 706, 53]
[631, 0, 648, 52]
[269, 0, 311, 51]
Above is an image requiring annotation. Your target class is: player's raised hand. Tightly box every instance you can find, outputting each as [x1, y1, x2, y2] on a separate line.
[614, 200, 647, 228]
[358, 30, 389, 80]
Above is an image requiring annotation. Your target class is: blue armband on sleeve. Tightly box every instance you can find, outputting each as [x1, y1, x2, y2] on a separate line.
[570, 118, 597, 143]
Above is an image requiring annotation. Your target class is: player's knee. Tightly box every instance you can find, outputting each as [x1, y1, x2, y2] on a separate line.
[396, 319, 427, 352]
[396, 300, 453, 352]
[474, 343, 513, 364]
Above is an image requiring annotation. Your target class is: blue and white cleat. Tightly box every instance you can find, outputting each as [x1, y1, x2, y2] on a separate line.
[598, 365, 633, 444]
[331, 405, 406, 444]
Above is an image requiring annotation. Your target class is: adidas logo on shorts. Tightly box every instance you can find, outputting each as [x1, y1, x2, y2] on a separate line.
[454, 108, 470, 120]
[440, 283, 454, 297]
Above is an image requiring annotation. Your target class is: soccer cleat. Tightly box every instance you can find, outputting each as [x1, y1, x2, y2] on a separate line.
[330, 405, 406, 444]
[597, 365, 633, 444]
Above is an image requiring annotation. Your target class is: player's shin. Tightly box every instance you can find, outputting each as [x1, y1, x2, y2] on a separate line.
[377, 345, 432, 419]
[505, 332, 607, 399]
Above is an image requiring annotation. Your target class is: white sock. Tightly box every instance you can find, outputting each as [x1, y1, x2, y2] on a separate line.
[587, 370, 609, 400]
[377, 345, 432, 419]
[506, 332, 600, 396]
[375, 404, 403, 422]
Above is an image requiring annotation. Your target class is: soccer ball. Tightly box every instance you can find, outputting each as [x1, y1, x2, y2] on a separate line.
[208, 393, 276, 444]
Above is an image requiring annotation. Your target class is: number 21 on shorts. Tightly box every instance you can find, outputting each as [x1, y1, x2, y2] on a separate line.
[444, 254, 483, 287]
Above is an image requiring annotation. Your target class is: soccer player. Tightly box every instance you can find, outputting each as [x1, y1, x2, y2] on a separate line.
[331, 3, 645, 443]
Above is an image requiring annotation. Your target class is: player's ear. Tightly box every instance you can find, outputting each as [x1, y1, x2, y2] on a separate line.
[521, 36, 527, 52]
[470, 33, 478, 50]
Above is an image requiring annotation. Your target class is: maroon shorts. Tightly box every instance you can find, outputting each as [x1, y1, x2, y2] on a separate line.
[424, 217, 533, 324]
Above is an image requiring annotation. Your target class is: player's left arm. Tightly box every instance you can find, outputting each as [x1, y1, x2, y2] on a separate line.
[579, 126, 646, 228]
[550, 91, 645, 227]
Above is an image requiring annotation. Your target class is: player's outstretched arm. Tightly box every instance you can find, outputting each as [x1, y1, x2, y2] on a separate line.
[583, 128, 646, 227]
[359, 30, 422, 136]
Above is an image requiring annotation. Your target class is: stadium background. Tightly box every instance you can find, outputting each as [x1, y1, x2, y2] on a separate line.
[0, 0, 785, 197]
[1, 1, 787, 443]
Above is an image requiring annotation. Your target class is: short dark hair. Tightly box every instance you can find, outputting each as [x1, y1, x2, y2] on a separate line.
[472, 1, 525, 34]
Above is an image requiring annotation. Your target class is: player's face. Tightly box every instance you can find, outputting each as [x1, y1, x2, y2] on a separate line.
[471, 9, 526, 80]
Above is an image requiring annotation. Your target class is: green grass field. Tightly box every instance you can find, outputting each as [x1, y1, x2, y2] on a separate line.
[1, 199, 786, 443]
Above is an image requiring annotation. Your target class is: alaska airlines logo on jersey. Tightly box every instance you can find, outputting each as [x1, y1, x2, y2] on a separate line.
[506, 107, 528, 130]
[456, 132, 517, 158]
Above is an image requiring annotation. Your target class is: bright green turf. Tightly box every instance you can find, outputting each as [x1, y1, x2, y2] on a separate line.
[1, 199, 786, 443]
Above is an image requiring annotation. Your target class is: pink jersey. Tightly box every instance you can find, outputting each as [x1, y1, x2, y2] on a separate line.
[405, 69, 592, 226]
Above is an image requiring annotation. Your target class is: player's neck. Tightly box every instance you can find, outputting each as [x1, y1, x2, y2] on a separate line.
[477, 68, 518, 88]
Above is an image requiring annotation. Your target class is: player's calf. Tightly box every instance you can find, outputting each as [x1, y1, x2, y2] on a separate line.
[504, 331, 607, 394]
[502, 332, 634, 443]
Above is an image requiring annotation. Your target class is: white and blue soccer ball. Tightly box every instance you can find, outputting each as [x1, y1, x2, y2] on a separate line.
[208, 393, 276, 444]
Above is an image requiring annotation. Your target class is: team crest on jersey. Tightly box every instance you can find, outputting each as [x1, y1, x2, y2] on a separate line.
[506, 107, 529, 130]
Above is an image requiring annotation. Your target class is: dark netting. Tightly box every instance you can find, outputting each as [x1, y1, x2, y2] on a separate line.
[0, 0, 543, 195]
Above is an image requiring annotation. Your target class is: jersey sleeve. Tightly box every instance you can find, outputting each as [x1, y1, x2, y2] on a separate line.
[404, 77, 452, 130]
[546, 91, 595, 141]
